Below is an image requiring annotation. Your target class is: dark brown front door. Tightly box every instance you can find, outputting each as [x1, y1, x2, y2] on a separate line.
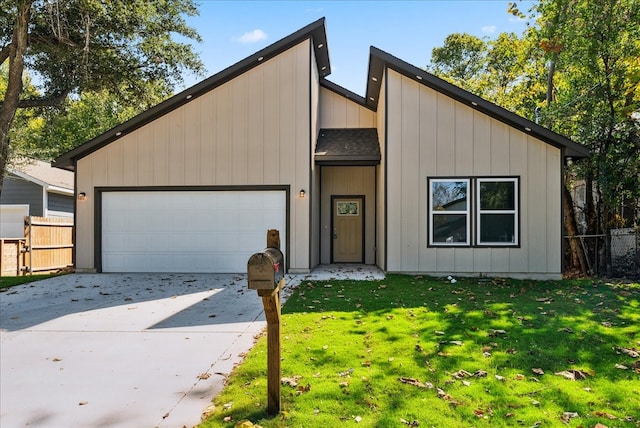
[332, 196, 364, 263]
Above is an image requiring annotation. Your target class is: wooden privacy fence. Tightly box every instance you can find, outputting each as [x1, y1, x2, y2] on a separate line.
[0, 216, 73, 276]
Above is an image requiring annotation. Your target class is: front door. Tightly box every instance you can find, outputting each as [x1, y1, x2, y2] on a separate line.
[332, 196, 364, 263]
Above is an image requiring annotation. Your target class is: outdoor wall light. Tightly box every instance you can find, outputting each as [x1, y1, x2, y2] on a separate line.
[78, 192, 87, 201]
[299, 189, 306, 198]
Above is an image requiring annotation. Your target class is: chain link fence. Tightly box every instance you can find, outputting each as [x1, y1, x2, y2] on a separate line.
[610, 227, 639, 279]
[565, 228, 639, 279]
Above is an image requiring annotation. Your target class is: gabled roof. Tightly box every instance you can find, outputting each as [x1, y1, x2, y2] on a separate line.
[53, 18, 331, 171]
[363, 47, 590, 158]
[315, 128, 381, 165]
[8, 158, 74, 194]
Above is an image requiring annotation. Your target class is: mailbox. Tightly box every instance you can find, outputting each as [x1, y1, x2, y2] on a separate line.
[247, 247, 284, 290]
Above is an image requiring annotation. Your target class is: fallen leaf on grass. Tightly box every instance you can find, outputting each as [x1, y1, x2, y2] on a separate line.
[450, 340, 463, 346]
[400, 418, 420, 427]
[554, 369, 590, 380]
[532, 368, 545, 375]
[561, 411, 579, 422]
[452, 369, 472, 379]
[488, 329, 507, 337]
[615, 347, 640, 358]
[281, 376, 301, 387]
[398, 377, 433, 389]
[495, 375, 505, 382]
[436, 387, 460, 405]
[296, 384, 311, 395]
[339, 368, 354, 377]
[594, 411, 617, 419]
[474, 370, 488, 377]
[614, 364, 628, 370]
[593, 424, 609, 428]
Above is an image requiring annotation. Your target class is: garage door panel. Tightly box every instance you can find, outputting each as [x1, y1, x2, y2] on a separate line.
[102, 190, 286, 273]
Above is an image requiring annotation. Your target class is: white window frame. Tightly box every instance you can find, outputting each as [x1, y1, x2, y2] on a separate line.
[429, 178, 471, 246]
[476, 177, 519, 246]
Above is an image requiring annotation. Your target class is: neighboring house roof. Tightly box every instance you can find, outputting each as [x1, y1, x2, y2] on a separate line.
[53, 18, 589, 170]
[53, 18, 330, 171]
[315, 128, 381, 165]
[8, 159, 74, 194]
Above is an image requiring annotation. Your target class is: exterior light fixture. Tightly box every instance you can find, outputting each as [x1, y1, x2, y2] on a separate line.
[78, 192, 87, 201]
[299, 189, 306, 198]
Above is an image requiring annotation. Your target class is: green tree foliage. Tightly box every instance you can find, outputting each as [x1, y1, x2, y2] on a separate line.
[20, 82, 169, 159]
[0, 0, 204, 187]
[428, 0, 640, 275]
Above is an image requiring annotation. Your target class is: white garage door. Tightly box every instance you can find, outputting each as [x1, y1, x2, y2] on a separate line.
[102, 190, 286, 273]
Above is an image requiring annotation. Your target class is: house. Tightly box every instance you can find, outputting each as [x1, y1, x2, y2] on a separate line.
[53, 18, 589, 279]
[1, 158, 74, 238]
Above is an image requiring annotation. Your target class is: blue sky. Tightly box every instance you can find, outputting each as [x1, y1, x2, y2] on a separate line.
[181, 1, 536, 96]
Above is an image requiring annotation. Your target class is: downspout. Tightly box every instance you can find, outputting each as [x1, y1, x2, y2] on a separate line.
[42, 186, 48, 217]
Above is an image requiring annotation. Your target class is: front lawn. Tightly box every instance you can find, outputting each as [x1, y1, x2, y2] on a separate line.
[0, 274, 62, 290]
[199, 275, 640, 427]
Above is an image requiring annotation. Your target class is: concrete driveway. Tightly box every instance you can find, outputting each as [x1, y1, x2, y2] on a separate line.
[0, 266, 383, 428]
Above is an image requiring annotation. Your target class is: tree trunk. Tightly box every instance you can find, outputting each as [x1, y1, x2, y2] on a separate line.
[0, 0, 32, 192]
[564, 184, 588, 275]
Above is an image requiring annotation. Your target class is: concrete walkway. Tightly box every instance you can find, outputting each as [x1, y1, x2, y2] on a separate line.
[0, 265, 384, 428]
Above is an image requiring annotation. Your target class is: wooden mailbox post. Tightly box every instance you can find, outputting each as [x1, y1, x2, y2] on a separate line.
[247, 229, 284, 415]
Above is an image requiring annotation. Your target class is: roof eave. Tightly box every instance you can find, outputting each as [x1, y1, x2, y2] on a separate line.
[319, 79, 373, 111]
[53, 18, 331, 170]
[314, 155, 381, 166]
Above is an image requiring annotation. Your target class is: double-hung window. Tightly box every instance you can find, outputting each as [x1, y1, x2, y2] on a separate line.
[477, 178, 518, 246]
[429, 178, 471, 245]
[428, 177, 519, 247]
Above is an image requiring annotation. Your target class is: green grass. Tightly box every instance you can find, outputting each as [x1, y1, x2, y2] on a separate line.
[0, 274, 62, 289]
[199, 275, 640, 427]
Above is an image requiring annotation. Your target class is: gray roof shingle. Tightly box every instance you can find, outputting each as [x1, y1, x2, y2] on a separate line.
[315, 128, 381, 165]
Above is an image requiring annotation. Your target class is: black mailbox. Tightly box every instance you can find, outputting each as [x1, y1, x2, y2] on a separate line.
[247, 247, 284, 290]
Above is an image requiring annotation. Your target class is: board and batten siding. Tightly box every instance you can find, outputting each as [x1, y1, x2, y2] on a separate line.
[75, 40, 312, 272]
[319, 87, 376, 128]
[385, 69, 562, 279]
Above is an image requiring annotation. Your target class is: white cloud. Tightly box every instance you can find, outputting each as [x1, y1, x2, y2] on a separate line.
[482, 25, 497, 34]
[234, 29, 267, 44]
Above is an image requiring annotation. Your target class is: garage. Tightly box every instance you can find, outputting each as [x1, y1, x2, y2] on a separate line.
[101, 190, 287, 273]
